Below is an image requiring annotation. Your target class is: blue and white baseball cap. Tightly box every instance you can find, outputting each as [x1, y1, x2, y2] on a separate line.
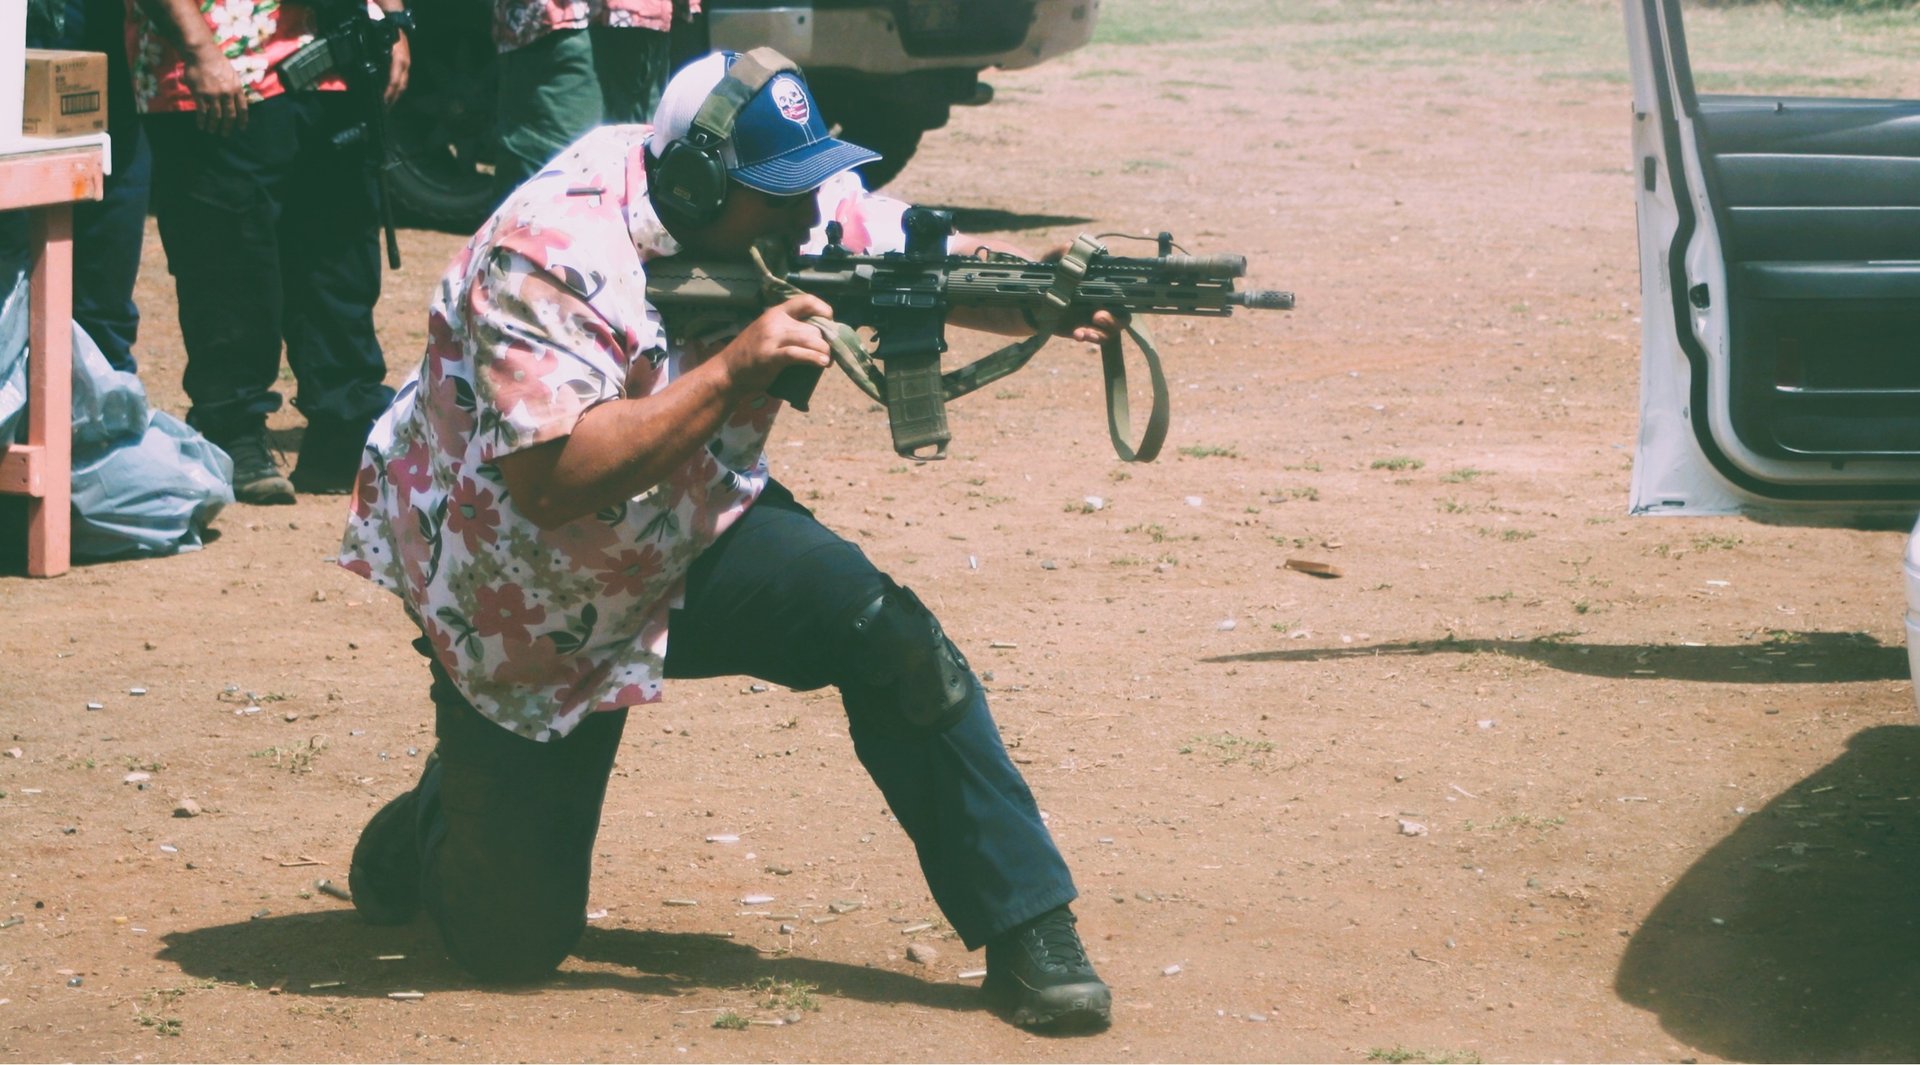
[649, 51, 881, 196]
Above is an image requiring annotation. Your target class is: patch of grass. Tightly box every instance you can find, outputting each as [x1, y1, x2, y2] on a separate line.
[1464, 814, 1566, 832]
[1179, 732, 1277, 766]
[753, 977, 821, 1013]
[1692, 533, 1744, 551]
[1438, 499, 1470, 514]
[135, 1011, 183, 1037]
[1123, 522, 1186, 544]
[1366, 1047, 1483, 1065]
[249, 736, 327, 774]
[712, 1011, 751, 1030]
[1475, 526, 1536, 541]
[1179, 444, 1239, 459]
[1370, 456, 1424, 471]
[1441, 467, 1485, 483]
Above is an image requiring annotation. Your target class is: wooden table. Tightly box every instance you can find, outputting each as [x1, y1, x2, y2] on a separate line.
[0, 144, 105, 577]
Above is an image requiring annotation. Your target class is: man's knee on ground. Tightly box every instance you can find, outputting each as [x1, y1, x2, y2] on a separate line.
[839, 578, 978, 733]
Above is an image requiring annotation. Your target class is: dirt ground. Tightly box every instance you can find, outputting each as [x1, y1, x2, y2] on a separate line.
[6, 1, 1920, 1061]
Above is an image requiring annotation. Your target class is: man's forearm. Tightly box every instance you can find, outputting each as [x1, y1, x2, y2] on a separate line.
[496, 358, 748, 529]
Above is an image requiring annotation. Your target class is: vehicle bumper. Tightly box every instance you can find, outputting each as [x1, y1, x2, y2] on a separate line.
[708, 1, 1098, 75]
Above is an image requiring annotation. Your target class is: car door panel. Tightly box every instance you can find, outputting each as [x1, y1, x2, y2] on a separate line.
[1626, 0, 1920, 520]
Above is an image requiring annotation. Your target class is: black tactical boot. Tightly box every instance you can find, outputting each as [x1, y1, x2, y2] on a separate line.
[290, 418, 372, 495]
[983, 905, 1112, 1031]
[216, 429, 296, 506]
[347, 785, 423, 926]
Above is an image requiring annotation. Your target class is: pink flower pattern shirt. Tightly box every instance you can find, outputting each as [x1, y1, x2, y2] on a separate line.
[493, 0, 699, 52]
[337, 124, 907, 741]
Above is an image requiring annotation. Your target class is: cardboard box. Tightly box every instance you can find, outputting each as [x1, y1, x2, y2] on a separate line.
[22, 49, 107, 138]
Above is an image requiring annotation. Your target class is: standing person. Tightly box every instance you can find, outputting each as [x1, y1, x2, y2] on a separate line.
[127, 0, 410, 503]
[336, 50, 1117, 1032]
[491, 0, 697, 199]
[1, 0, 151, 372]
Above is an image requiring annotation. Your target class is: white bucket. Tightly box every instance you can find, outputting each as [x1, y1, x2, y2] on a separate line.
[0, 1, 24, 149]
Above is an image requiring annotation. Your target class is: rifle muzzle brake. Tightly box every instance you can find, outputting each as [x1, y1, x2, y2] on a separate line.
[1235, 289, 1296, 310]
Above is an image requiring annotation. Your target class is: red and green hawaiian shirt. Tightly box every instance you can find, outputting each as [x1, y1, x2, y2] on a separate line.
[126, 0, 360, 114]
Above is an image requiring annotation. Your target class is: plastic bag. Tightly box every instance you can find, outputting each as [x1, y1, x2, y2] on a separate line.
[0, 261, 234, 562]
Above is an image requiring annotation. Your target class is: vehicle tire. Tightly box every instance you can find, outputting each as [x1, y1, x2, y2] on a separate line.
[386, 0, 500, 232]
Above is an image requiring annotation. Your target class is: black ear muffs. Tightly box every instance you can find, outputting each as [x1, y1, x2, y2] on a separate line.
[653, 130, 732, 226]
[652, 47, 799, 228]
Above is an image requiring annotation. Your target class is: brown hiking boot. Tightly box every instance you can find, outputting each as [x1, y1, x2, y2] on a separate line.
[217, 430, 295, 505]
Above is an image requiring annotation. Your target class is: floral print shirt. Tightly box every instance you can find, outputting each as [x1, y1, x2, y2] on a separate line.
[126, 0, 355, 114]
[337, 124, 907, 741]
[493, 0, 698, 52]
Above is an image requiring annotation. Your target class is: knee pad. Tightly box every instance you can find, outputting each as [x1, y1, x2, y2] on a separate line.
[842, 579, 977, 733]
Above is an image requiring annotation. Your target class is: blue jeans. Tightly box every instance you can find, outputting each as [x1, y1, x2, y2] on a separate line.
[381, 481, 1077, 979]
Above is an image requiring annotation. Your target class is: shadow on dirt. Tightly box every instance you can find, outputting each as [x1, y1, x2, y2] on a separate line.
[159, 913, 982, 1014]
[1204, 630, 1907, 684]
[1616, 724, 1920, 1062]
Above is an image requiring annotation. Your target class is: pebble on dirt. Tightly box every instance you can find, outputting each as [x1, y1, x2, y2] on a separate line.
[172, 798, 201, 817]
[906, 943, 938, 965]
[1399, 819, 1429, 837]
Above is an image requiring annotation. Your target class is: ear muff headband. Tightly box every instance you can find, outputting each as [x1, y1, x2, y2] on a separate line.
[655, 47, 799, 226]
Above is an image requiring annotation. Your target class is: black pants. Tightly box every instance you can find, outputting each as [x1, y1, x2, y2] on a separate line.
[383, 482, 1077, 980]
[144, 93, 392, 441]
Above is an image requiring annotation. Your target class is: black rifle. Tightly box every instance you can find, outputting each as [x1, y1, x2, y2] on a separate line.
[647, 207, 1293, 461]
[276, 1, 414, 269]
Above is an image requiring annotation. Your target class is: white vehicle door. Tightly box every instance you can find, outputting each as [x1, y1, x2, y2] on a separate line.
[1624, 0, 1920, 526]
